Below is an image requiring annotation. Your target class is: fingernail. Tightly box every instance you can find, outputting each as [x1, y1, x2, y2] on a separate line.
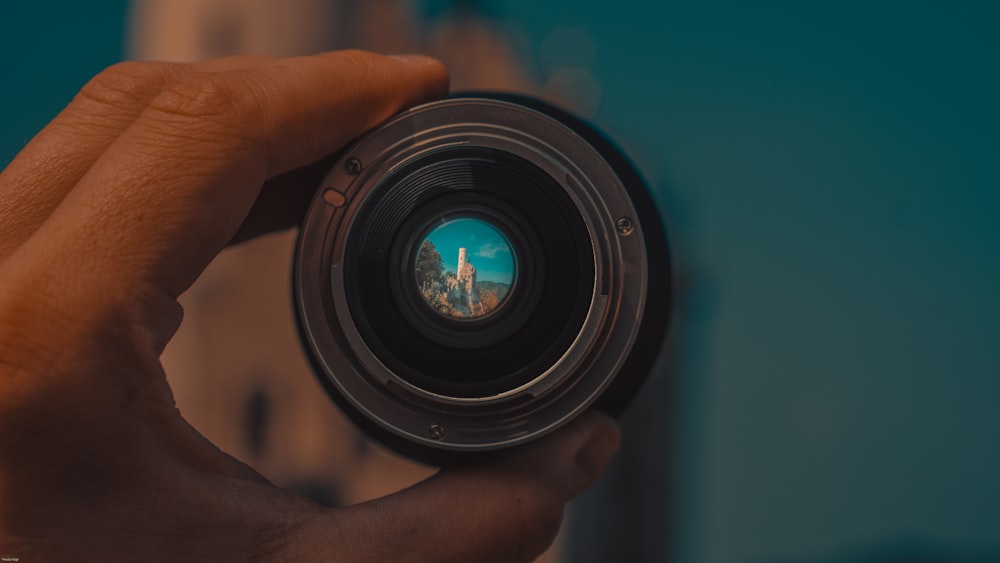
[389, 54, 441, 67]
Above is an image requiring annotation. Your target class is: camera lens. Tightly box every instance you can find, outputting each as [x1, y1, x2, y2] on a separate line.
[294, 93, 670, 464]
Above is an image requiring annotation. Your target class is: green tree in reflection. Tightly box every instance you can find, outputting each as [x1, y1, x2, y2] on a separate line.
[415, 240, 444, 292]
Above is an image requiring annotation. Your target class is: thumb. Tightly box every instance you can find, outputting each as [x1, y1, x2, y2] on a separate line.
[290, 411, 621, 563]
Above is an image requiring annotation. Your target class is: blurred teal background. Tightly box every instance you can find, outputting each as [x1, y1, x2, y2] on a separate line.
[2, 2, 998, 562]
[0, 2, 130, 165]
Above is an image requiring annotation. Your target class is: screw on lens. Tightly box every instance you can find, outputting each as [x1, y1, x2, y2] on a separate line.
[428, 423, 446, 440]
[345, 157, 363, 175]
[616, 217, 634, 235]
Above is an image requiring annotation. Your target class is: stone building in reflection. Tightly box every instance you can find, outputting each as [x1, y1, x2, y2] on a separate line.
[446, 247, 480, 314]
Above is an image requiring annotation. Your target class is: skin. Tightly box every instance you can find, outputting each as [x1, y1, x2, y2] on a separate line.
[0, 51, 620, 562]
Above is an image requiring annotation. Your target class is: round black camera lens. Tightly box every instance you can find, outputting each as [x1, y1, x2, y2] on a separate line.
[414, 217, 517, 321]
[293, 93, 670, 465]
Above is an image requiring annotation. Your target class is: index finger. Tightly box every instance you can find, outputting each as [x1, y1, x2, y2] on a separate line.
[3, 51, 447, 332]
[0, 55, 283, 262]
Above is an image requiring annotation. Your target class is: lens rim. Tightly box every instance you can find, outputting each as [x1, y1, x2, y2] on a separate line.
[293, 94, 670, 464]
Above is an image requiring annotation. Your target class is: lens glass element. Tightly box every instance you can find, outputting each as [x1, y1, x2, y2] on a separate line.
[414, 218, 516, 320]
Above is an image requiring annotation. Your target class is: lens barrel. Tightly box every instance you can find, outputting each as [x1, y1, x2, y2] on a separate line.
[293, 93, 670, 464]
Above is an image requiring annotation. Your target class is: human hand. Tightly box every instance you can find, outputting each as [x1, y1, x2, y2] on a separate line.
[0, 50, 620, 562]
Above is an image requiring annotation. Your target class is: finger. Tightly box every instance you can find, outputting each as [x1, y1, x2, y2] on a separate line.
[0, 55, 280, 261]
[292, 411, 621, 563]
[5, 51, 448, 316]
[0, 61, 186, 260]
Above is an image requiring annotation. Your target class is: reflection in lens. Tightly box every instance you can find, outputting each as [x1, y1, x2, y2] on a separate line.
[415, 218, 516, 320]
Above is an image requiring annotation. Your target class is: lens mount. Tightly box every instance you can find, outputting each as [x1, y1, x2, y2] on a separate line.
[294, 94, 670, 464]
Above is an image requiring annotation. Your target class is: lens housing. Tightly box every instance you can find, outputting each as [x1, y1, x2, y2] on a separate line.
[294, 94, 670, 464]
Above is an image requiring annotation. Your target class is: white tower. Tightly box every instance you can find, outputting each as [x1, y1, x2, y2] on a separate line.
[457, 247, 468, 279]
